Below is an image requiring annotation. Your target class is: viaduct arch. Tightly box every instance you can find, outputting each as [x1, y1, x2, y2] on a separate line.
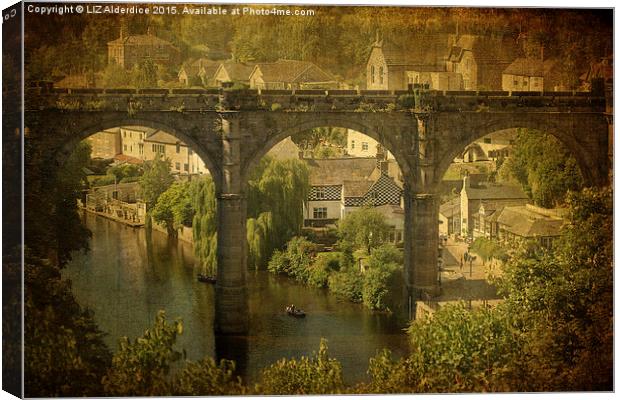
[24, 87, 612, 333]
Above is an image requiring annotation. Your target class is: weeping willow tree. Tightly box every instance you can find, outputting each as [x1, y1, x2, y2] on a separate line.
[190, 176, 217, 274]
[190, 157, 309, 272]
[246, 157, 310, 269]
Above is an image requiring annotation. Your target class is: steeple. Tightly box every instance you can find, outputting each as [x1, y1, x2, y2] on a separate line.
[373, 29, 383, 47]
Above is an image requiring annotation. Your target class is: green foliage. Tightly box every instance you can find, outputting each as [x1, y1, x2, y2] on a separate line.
[139, 155, 174, 209]
[247, 157, 310, 267]
[500, 129, 584, 207]
[23, 251, 112, 397]
[496, 187, 613, 390]
[190, 176, 218, 274]
[247, 212, 273, 270]
[267, 236, 318, 284]
[102, 311, 183, 396]
[174, 358, 247, 395]
[469, 237, 507, 265]
[256, 339, 344, 395]
[362, 244, 403, 311]
[151, 181, 194, 236]
[107, 163, 142, 181]
[337, 207, 391, 254]
[328, 268, 363, 303]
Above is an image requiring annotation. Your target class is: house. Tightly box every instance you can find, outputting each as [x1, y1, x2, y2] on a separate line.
[346, 129, 394, 159]
[107, 24, 180, 69]
[405, 71, 463, 90]
[580, 55, 613, 91]
[366, 34, 449, 90]
[446, 34, 519, 90]
[501, 58, 562, 92]
[87, 128, 121, 159]
[120, 126, 156, 160]
[439, 197, 461, 236]
[143, 131, 208, 175]
[212, 61, 255, 87]
[266, 137, 301, 160]
[476, 204, 565, 249]
[303, 158, 403, 233]
[178, 58, 220, 87]
[460, 175, 529, 236]
[249, 59, 337, 90]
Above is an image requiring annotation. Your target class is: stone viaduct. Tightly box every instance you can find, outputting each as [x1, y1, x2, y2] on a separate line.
[24, 86, 611, 333]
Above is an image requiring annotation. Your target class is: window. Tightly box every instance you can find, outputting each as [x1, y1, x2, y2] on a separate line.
[315, 187, 326, 199]
[175, 162, 181, 170]
[362, 142, 369, 151]
[188, 149, 193, 156]
[484, 138, 492, 144]
[152, 144, 165, 155]
[130, 131, 132, 138]
[313, 207, 327, 219]
[176, 143, 181, 153]
[351, 140, 355, 150]
[379, 67, 384, 84]
[513, 79, 518, 86]
[184, 163, 189, 172]
[396, 232, 402, 242]
[371, 65, 375, 83]
[139, 143, 144, 155]
[123, 144, 127, 151]
[123, 131, 126, 138]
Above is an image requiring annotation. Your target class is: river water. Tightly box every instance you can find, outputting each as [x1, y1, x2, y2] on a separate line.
[63, 212, 410, 384]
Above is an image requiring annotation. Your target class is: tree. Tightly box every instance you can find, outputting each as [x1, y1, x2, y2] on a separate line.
[496, 186, 612, 390]
[500, 129, 584, 207]
[23, 251, 112, 397]
[131, 58, 158, 88]
[190, 176, 218, 274]
[151, 181, 193, 236]
[256, 339, 344, 395]
[139, 155, 174, 210]
[362, 244, 404, 311]
[337, 207, 391, 254]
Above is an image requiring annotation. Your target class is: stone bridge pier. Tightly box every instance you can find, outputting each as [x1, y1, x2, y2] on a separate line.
[215, 113, 249, 334]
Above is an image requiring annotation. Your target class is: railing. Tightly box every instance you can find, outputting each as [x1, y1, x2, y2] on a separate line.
[25, 85, 607, 113]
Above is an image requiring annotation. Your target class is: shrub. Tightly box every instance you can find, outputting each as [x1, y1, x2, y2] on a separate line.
[173, 358, 246, 395]
[256, 339, 344, 395]
[328, 268, 363, 303]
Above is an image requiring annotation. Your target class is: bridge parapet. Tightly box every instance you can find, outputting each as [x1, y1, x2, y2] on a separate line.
[25, 87, 606, 113]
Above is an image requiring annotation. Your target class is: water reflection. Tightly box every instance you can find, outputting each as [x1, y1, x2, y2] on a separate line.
[64, 213, 409, 384]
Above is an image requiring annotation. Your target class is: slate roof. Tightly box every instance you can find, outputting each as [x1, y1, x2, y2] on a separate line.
[253, 59, 335, 83]
[144, 131, 182, 145]
[306, 158, 377, 186]
[440, 197, 461, 218]
[503, 58, 558, 77]
[375, 34, 449, 68]
[464, 183, 528, 201]
[121, 126, 158, 135]
[496, 205, 565, 237]
[217, 62, 255, 82]
[343, 180, 374, 197]
[266, 137, 301, 160]
[108, 34, 177, 49]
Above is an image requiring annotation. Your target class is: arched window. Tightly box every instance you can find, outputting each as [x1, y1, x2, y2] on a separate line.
[371, 65, 375, 83]
[379, 67, 384, 84]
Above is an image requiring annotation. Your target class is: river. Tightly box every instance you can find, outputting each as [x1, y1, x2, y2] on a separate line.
[63, 212, 410, 384]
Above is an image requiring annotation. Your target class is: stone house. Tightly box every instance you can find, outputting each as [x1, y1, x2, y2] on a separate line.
[143, 131, 208, 175]
[87, 128, 121, 159]
[212, 61, 255, 87]
[405, 70, 463, 91]
[249, 60, 337, 90]
[107, 25, 180, 69]
[178, 58, 220, 87]
[439, 196, 461, 237]
[120, 126, 156, 160]
[303, 158, 403, 236]
[460, 175, 529, 236]
[366, 34, 449, 90]
[502, 58, 562, 92]
[476, 203, 565, 249]
[446, 34, 519, 90]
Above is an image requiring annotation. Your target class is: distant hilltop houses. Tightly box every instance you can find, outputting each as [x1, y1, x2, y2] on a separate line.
[52, 22, 610, 92]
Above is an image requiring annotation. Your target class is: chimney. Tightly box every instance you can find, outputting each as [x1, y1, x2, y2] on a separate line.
[119, 19, 128, 39]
